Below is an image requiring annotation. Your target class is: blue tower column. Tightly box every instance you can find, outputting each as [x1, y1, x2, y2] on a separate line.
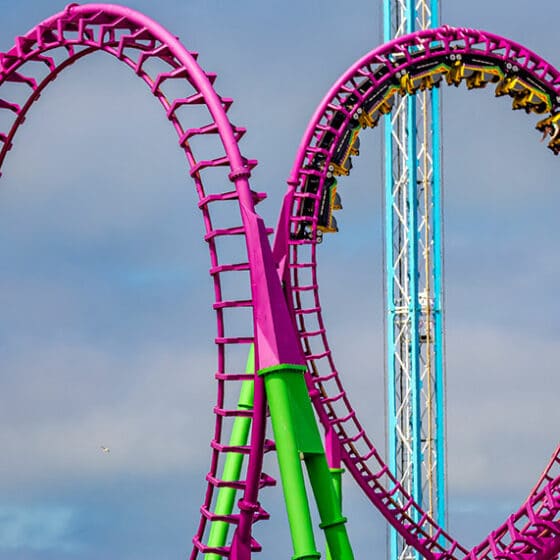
[383, 1, 445, 559]
[431, 0, 446, 532]
[427, 0, 446, 534]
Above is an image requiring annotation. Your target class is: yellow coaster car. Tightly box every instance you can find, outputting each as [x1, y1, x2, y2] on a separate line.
[496, 75, 552, 114]
[536, 113, 560, 154]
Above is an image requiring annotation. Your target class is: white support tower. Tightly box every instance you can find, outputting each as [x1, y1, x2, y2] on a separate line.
[383, 2, 446, 560]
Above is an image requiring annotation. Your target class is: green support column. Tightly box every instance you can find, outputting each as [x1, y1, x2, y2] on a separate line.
[325, 468, 345, 560]
[329, 468, 344, 506]
[260, 364, 320, 560]
[307, 458, 350, 560]
[259, 363, 354, 560]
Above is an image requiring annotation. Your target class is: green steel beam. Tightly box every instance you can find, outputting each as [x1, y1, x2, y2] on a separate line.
[259, 363, 354, 560]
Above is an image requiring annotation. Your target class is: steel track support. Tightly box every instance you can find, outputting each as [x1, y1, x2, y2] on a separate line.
[383, 1, 446, 559]
[259, 364, 354, 560]
[206, 348, 255, 560]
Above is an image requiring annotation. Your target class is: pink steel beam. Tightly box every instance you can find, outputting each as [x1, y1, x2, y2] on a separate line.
[0, 4, 304, 559]
[3, 7, 560, 560]
[273, 25, 560, 560]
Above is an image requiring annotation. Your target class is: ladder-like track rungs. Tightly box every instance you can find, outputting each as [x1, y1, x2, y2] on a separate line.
[198, 189, 267, 208]
[310, 370, 338, 382]
[211, 438, 276, 454]
[14, 35, 37, 57]
[190, 156, 231, 176]
[292, 284, 318, 292]
[4, 71, 36, 89]
[205, 226, 246, 240]
[151, 67, 189, 93]
[337, 427, 364, 442]
[200, 505, 240, 525]
[200, 505, 271, 525]
[213, 406, 253, 418]
[305, 350, 330, 360]
[210, 263, 250, 275]
[0, 99, 21, 113]
[215, 336, 253, 345]
[299, 328, 325, 338]
[214, 372, 254, 382]
[30, 53, 56, 72]
[206, 226, 273, 241]
[177, 121, 219, 139]
[192, 538, 229, 557]
[288, 261, 314, 269]
[293, 307, 321, 316]
[206, 472, 275, 491]
[206, 474, 247, 491]
[211, 440, 252, 455]
[115, 27, 153, 56]
[96, 18, 132, 44]
[192, 536, 263, 555]
[321, 391, 346, 404]
[134, 44, 174, 73]
[213, 299, 253, 310]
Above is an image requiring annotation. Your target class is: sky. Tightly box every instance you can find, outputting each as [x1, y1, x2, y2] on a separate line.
[0, 1, 559, 559]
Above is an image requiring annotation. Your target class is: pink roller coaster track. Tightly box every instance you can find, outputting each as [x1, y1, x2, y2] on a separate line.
[273, 24, 560, 560]
[0, 4, 302, 558]
[0, 4, 559, 560]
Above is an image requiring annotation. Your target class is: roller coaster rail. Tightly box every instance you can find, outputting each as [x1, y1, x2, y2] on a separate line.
[273, 23, 560, 560]
[1, 5, 560, 560]
[0, 4, 306, 558]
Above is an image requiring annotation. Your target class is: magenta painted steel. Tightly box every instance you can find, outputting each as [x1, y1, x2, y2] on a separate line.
[529, 448, 560, 499]
[0, 4, 303, 560]
[273, 25, 560, 560]
[3, 6, 560, 560]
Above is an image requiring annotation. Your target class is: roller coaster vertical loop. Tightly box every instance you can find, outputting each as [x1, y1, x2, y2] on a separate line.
[0, 4, 303, 559]
[3, 6, 560, 560]
[274, 24, 560, 560]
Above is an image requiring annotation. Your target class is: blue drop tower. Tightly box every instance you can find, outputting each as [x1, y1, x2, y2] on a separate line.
[383, 2, 446, 560]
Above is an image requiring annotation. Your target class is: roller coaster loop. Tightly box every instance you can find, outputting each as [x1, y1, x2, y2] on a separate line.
[273, 23, 560, 560]
[1, 5, 559, 560]
[0, 4, 305, 559]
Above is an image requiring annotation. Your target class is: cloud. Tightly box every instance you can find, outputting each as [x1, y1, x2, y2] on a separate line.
[1, 1, 560, 559]
[0, 338, 218, 499]
[0, 505, 80, 552]
[445, 324, 558, 497]
[0, 56, 202, 244]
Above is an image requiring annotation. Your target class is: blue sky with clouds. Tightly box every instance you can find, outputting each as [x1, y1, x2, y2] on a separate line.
[1, 1, 559, 558]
